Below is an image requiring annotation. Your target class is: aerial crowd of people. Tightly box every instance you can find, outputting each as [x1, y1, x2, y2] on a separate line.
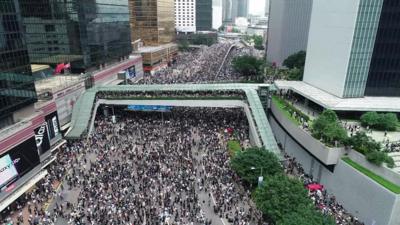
[283, 154, 364, 225]
[139, 41, 253, 85]
[0, 40, 366, 225]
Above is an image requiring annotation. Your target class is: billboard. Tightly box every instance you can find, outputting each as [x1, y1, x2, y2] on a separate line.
[34, 122, 51, 155]
[0, 137, 40, 191]
[126, 66, 136, 79]
[0, 155, 18, 189]
[45, 111, 61, 142]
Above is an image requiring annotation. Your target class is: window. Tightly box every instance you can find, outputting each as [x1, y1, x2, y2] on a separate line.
[44, 24, 55, 32]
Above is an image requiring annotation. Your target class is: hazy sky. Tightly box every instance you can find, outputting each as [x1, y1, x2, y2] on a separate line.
[249, 0, 266, 16]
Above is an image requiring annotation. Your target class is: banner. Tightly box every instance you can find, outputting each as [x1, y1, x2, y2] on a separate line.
[34, 122, 51, 155]
[45, 111, 60, 140]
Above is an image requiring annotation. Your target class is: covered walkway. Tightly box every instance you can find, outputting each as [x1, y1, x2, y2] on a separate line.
[66, 83, 279, 153]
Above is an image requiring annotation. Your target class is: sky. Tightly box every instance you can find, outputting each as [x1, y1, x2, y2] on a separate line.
[249, 0, 266, 16]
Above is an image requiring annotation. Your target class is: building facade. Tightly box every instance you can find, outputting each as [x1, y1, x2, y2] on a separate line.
[212, 0, 223, 29]
[265, 0, 269, 16]
[237, 0, 248, 18]
[130, 0, 175, 46]
[0, 0, 37, 128]
[266, 0, 312, 66]
[365, 0, 400, 97]
[304, 0, 400, 98]
[175, 0, 196, 33]
[19, 0, 132, 74]
[222, 0, 237, 23]
[196, 0, 212, 31]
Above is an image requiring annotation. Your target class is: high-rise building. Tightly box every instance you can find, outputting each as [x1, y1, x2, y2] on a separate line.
[222, 0, 248, 23]
[130, 0, 175, 46]
[265, 0, 269, 16]
[212, 0, 223, 29]
[222, 0, 237, 23]
[196, 0, 212, 31]
[266, 0, 312, 66]
[237, 0, 248, 18]
[0, 0, 37, 127]
[175, 0, 196, 33]
[304, 0, 400, 98]
[19, 0, 132, 74]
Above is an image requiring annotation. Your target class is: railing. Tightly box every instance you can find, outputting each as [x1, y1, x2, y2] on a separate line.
[0, 120, 32, 141]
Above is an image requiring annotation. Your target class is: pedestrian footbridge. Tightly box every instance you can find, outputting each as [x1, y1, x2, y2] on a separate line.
[66, 83, 279, 153]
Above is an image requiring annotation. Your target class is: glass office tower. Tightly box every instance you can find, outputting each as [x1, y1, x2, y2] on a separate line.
[129, 0, 175, 46]
[19, 0, 132, 73]
[365, 0, 400, 97]
[196, 0, 212, 31]
[0, 0, 37, 127]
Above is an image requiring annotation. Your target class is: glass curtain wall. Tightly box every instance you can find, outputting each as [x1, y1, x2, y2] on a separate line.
[365, 0, 400, 96]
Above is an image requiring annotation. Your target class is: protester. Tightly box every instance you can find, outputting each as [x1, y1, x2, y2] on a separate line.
[138, 42, 251, 84]
[283, 153, 364, 225]
[1, 107, 263, 225]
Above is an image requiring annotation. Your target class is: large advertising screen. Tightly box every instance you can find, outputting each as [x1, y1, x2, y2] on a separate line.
[45, 111, 61, 141]
[34, 122, 51, 155]
[0, 155, 19, 189]
[0, 137, 40, 190]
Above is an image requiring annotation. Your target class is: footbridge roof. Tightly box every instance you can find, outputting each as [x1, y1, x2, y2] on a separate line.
[66, 83, 279, 153]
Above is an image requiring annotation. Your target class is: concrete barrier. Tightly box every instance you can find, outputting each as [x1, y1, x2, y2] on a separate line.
[347, 150, 400, 186]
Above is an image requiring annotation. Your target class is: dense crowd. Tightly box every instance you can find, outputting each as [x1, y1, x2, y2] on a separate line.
[2, 107, 265, 225]
[0, 142, 83, 225]
[138, 42, 247, 84]
[283, 154, 364, 225]
[59, 107, 262, 224]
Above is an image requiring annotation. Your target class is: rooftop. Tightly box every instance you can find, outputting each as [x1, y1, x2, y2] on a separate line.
[35, 75, 86, 95]
[274, 80, 400, 112]
[135, 43, 177, 53]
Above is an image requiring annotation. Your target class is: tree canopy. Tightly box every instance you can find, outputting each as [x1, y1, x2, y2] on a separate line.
[253, 175, 313, 222]
[311, 110, 347, 146]
[230, 147, 282, 186]
[344, 132, 380, 154]
[360, 112, 398, 131]
[253, 35, 264, 50]
[287, 67, 304, 81]
[178, 40, 190, 51]
[278, 207, 336, 225]
[283, 51, 306, 69]
[232, 55, 265, 81]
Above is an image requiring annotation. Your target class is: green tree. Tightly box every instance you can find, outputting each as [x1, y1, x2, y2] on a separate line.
[253, 35, 264, 50]
[287, 67, 304, 81]
[232, 55, 265, 81]
[278, 207, 336, 225]
[178, 40, 189, 51]
[378, 113, 398, 131]
[360, 112, 398, 131]
[253, 175, 313, 222]
[360, 112, 380, 127]
[366, 151, 387, 166]
[344, 132, 380, 154]
[230, 147, 282, 186]
[312, 110, 347, 145]
[283, 51, 306, 69]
